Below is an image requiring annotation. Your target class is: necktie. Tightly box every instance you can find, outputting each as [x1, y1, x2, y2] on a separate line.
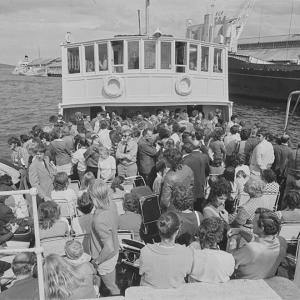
[123, 143, 128, 153]
[43, 159, 50, 174]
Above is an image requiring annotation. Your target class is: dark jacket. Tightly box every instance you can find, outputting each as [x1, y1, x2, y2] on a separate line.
[273, 144, 293, 177]
[160, 165, 194, 209]
[49, 139, 72, 166]
[138, 137, 158, 175]
[183, 150, 210, 199]
[287, 148, 300, 179]
[0, 277, 39, 300]
[84, 144, 101, 168]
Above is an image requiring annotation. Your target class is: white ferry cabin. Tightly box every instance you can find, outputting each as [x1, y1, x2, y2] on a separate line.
[60, 34, 232, 120]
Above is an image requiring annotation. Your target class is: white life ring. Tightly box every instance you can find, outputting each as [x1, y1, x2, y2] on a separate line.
[175, 75, 192, 96]
[103, 76, 124, 98]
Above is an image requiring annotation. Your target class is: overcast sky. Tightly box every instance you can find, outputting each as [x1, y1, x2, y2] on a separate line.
[1, 0, 299, 64]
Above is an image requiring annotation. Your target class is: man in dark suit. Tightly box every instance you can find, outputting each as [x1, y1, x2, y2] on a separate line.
[273, 135, 293, 182]
[182, 142, 209, 212]
[138, 128, 159, 188]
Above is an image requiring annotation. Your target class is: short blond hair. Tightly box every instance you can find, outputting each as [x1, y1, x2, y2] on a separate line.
[88, 179, 110, 209]
[99, 146, 109, 156]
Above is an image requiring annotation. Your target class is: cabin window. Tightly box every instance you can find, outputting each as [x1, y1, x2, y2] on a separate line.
[67, 47, 80, 74]
[111, 40, 124, 73]
[144, 41, 156, 69]
[189, 44, 197, 71]
[160, 42, 171, 69]
[175, 42, 187, 72]
[98, 43, 108, 71]
[214, 48, 223, 73]
[201, 46, 209, 72]
[128, 41, 140, 70]
[85, 45, 95, 72]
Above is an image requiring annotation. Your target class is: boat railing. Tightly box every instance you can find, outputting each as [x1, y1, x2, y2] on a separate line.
[284, 90, 300, 134]
[0, 188, 45, 300]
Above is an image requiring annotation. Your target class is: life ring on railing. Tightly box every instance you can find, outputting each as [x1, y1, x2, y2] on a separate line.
[175, 75, 192, 96]
[103, 76, 124, 98]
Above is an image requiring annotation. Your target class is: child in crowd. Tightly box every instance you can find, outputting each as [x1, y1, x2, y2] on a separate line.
[79, 172, 95, 196]
[72, 136, 89, 182]
[64, 239, 97, 287]
[97, 146, 116, 182]
[152, 160, 167, 195]
[119, 193, 142, 241]
[51, 172, 77, 216]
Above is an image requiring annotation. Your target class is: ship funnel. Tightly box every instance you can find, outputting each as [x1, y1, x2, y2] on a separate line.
[153, 28, 162, 38]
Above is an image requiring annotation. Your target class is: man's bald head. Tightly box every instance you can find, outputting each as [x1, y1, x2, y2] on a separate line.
[12, 252, 36, 277]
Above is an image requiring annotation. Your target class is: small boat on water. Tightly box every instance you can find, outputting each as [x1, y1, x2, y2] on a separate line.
[12, 55, 62, 77]
[12, 55, 47, 77]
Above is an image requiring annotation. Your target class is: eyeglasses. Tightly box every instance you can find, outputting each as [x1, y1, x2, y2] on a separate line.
[122, 134, 130, 138]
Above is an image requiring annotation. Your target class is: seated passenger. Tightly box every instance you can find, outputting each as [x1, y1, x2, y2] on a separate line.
[119, 192, 142, 241]
[51, 172, 77, 216]
[261, 169, 280, 194]
[0, 252, 38, 300]
[110, 176, 126, 200]
[203, 177, 231, 223]
[189, 217, 235, 283]
[79, 171, 95, 196]
[64, 240, 96, 287]
[231, 208, 287, 279]
[44, 254, 96, 300]
[172, 185, 202, 246]
[38, 201, 69, 240]
[74, 192, 94, 231]
[277, 191, 300, 222]
[139, 211, 193, 289]
[231, 177, 268, 228]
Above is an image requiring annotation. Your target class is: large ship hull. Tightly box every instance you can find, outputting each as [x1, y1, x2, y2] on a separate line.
[228, 55, 300, 101]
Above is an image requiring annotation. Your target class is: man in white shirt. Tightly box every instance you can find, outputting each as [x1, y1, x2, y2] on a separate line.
[250, 128, 275, 176]
[97, 120, 112, 150]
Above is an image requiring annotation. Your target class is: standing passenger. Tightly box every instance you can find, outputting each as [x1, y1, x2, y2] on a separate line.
[89, 180, 120, 295]
[138, 128, 159, 187]
[116, 128, 138, 178]
[29, 143, 56, 202]
[249, 128, 275, 177]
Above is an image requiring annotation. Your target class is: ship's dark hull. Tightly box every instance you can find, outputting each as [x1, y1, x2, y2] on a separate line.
[228, 56, 300, 101]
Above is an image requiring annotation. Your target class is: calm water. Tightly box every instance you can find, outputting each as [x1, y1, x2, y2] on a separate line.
[0, 66, 299, 160]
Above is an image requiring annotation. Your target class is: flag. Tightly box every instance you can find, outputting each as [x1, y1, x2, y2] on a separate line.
[146, 0, 150, 7]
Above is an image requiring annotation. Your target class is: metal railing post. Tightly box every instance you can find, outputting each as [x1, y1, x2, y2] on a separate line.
[30, 188, 45, 300]
[0, 188, 45, 300]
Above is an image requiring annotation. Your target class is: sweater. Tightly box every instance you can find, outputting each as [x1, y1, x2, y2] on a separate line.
[139, 243, 193, 289]
[89, 202, 119, 264]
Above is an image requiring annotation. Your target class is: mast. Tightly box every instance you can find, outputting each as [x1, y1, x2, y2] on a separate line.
[145, 0, 150, 35]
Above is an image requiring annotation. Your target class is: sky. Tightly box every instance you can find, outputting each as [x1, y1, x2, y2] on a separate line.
[1, 0, 300, 64]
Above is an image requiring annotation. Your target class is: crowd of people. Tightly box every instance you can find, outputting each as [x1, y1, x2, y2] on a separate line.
[0, 108, 299, 299]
